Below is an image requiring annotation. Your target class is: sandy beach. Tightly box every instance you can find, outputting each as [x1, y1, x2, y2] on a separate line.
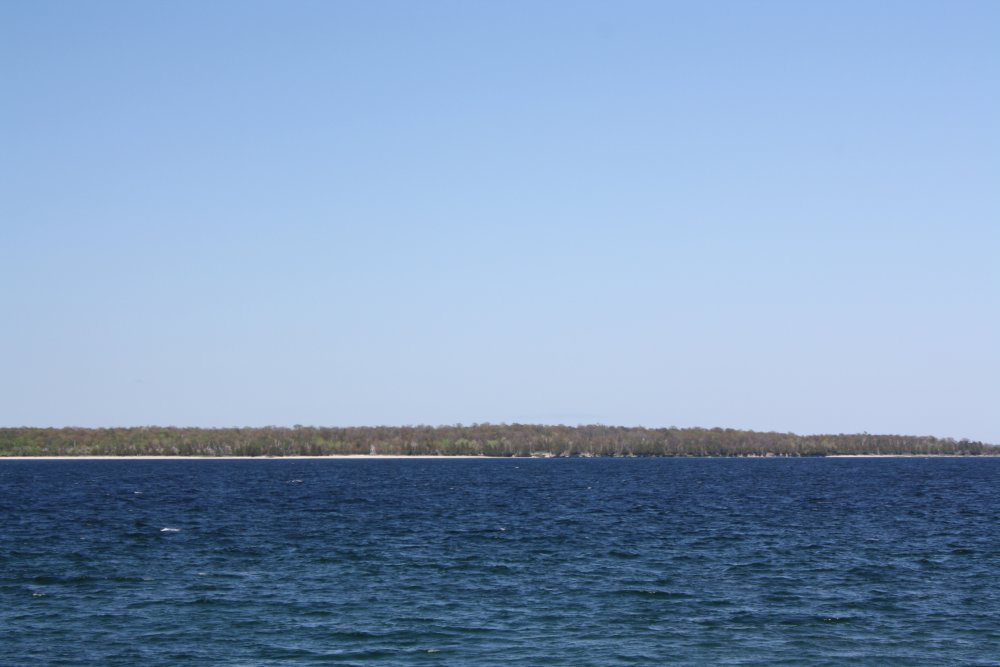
[0, 455, 505, 460]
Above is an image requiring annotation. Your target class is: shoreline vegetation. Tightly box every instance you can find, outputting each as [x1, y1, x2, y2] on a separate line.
[0, 425, 995, 458]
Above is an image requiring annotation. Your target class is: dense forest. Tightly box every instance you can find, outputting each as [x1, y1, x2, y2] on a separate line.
[0, 425, 995, 457]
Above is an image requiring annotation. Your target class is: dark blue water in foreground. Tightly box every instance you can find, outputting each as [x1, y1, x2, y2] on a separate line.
[2, 459, 999, 666]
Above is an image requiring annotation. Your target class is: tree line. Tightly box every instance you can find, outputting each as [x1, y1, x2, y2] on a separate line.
[0, 425, 995, 457]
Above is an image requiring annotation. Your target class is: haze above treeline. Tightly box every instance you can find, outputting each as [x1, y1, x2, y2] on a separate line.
[0, 425, 995, 458]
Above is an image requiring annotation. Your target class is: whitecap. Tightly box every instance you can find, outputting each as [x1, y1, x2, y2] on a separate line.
[160, 527, 181, 533]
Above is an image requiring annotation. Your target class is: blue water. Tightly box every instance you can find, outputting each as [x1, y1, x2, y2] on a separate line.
[1, 458, 998, 666]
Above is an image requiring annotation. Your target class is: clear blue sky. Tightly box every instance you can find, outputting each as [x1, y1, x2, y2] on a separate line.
[2, 1, 997, 441]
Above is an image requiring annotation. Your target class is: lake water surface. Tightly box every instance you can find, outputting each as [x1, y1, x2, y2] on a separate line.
[1, 458, 998, 665]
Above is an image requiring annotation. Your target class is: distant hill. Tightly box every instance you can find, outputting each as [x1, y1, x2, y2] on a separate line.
[0, 425, 995, 457]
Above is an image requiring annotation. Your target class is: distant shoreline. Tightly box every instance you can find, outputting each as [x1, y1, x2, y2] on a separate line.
[3, 426, 992, 458]
[0, 454, 994, 461]
[0, 424, 1000, 460]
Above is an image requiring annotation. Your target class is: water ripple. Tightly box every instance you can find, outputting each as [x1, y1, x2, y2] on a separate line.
[1, 458, 998, 665]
